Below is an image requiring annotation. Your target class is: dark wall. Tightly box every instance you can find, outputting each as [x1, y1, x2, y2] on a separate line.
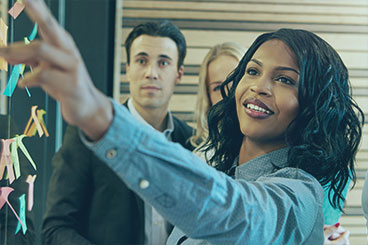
[6, 0, 115, 244]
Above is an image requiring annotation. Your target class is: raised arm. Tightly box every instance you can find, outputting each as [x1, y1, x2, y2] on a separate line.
[80, 99, 324, 244]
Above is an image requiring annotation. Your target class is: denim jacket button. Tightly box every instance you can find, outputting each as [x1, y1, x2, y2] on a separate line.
[106, 149, 117, 159]
[139, 179, 150, 189]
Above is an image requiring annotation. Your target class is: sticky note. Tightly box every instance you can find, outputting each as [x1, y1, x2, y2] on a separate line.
[0, 139, 15, 183]
[26, 175, 36, 211]
[24, 106, 49, 138]
[0, 18, 7, 71]
[8, 1, 25, 20]
[16, 135, 37, 171]
[3, 64, 22, 97]
[0, 18, 7, 45]
[28, 23, 37, 41]
[37, 109, 49, 137]
[31, 106, 44, 137]
[10, 140, 20, 179]
[15, 194, 27, 234]
[0, 187, 25, 229]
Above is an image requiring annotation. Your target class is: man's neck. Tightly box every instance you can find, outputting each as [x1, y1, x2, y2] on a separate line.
[131, 100, 169, 132]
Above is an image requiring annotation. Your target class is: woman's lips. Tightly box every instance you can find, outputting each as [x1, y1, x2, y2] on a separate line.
[243, 98, 274, 119]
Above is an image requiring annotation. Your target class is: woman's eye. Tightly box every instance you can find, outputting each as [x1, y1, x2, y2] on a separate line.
[277, 76, 295, 85]
[246, 68, 258, 76]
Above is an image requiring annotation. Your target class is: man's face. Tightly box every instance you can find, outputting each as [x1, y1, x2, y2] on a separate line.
[126, 35, 183, 111]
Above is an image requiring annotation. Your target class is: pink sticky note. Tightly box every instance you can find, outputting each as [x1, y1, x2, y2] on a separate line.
[8, 1, 25, 19]
[0, 187, 25, 228]
[0, 139, 15, 183]
[26, 174, 36, 211]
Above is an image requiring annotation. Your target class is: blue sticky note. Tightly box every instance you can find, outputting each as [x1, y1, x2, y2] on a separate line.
[3, 64, 22, 97]
[28, 23, 37, 41]
[15, 194, 27, 234]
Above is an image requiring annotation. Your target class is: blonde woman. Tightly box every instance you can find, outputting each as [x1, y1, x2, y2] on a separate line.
[190, 42, 246, 149]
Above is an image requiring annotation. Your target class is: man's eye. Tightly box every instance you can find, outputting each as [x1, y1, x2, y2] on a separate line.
[160, 60, 169, 66]
[137, 59, 146, 64]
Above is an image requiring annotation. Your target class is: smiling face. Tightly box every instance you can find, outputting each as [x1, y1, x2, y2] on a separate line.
[235, 39, 300, 148]
[207, 54, 239, 106]
[126, 35, 183, 111]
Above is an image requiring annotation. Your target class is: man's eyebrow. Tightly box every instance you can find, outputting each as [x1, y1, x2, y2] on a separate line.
[134, 52, 148, 57]
[249, 58, 300, 75]
[159, 54, 173, 61]
[133, 52, 173, 61]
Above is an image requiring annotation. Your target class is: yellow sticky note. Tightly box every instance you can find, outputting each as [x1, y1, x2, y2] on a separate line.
[0, 18, 7, 71]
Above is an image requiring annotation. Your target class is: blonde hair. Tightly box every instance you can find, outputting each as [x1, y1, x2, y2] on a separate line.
[190, 42, 246, 148]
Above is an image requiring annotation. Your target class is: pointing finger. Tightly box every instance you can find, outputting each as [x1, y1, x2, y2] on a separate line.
[22, 0, 72, 49]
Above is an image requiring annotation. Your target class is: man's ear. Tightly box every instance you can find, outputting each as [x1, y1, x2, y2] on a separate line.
[175, 65, 184, 85]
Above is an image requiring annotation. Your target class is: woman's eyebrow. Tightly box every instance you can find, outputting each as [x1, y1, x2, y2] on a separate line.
[275, 67, 300, 75]
[250, 58, 299, 75]
[249, 58, 262, 66]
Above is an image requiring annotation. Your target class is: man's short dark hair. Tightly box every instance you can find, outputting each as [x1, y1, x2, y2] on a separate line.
[125, 21, 186, 69]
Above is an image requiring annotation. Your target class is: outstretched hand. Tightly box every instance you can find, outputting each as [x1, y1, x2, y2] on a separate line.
[0, 0, 113, 141]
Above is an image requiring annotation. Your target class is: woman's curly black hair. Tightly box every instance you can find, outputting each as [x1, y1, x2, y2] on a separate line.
[203, 28, 365, 211]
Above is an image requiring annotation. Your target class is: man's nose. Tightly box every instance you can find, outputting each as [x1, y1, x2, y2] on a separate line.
[144, 64, 158, 80]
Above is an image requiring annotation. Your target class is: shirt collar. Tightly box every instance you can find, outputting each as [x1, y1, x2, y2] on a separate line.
[235, 147, 290, 181]
[127, 98, 174, 140]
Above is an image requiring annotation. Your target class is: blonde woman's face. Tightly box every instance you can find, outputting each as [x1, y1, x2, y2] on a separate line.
[207, 54, 239, 106]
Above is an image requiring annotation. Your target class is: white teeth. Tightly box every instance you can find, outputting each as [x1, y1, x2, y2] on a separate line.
[246, 104, 271, 114]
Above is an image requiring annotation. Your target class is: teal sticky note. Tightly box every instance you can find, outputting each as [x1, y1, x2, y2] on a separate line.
[28, 23, 37, 41]
[323, 178, 351, 225]
[3, 64, 22, 97]
[15, 194, 27, 234]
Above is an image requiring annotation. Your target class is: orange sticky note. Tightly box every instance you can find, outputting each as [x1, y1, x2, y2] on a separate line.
[24, 106, 49, 137]
[8, 1, 25, 19]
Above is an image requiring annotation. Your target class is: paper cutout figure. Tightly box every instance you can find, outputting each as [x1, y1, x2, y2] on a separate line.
[8, 1, 25, 19]
[0, 139, 16, 184]
[15, 135, 37, 170]
[15, 194, 27, 234]
[10, 135, 37, 180]
[0, 187, 25, 229]
[10, 139, 20, 179]
[24, 106, 49, 137]
[0, 18, 7, 71]
[3, 64, 22, 97]
[26, 175, 36, 211]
